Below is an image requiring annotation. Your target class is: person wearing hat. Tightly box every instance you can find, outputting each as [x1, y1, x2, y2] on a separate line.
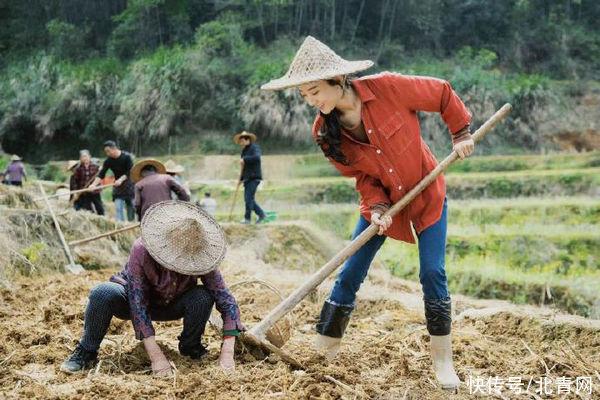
[233, 131, 266, 224]
[164, 159, 191, 197]
[262, 36, 475, 391]
[3, 155, 27, 187]
[132, 159, 190, 220]
[71, 150, 104, 215]
[60, 200, 244, 375]
[91, 140, 135, 222]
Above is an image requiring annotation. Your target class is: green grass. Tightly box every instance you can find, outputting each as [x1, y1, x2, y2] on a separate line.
[193, 166, 600, 205]
[378, 239, 600, 317]
[216, 195, 600, 317]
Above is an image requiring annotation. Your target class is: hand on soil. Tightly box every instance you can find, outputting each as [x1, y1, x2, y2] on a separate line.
[219, 338, 236, 371]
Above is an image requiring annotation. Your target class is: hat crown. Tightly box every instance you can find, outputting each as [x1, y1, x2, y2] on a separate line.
[284, 36, 345, 82]
[261, 36, 373, 90]
[166, 218, 207, 255]
[141, 200, 227, 275]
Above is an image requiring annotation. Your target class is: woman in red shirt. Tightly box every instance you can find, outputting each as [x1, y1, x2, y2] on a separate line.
[262, 36, 474, 391]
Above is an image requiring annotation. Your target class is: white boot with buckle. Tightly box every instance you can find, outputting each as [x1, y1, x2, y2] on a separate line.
[430, 334, 460, 392]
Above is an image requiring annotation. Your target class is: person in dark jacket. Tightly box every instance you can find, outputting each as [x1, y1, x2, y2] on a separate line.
[233, 131, 266, 224]
[90, 140, 135, 221]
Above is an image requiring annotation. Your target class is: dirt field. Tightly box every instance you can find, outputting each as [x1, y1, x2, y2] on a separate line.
[1, 223, 599, 399]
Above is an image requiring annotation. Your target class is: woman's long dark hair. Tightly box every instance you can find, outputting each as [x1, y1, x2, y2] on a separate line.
[315, 77, 353, 166]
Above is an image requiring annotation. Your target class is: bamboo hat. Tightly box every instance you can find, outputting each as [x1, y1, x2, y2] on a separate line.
[164, 159, 185, 174]
[10, 155, 22, 161]
[66, 160, 79, 171]
[261, 36, 374, 91]
[233, 131, 257, 144]
[131, 159, 166, 183]
[141, 200, 227, 275]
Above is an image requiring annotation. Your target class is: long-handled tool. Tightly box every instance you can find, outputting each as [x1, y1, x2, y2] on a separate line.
[228, 181, 242, 221]
[240, 104, 513, 368]
[69, 223, 140, 247]
[228, 163, 244, 221]
[33, 182, 116, 202]
[37, 182, 84, 274]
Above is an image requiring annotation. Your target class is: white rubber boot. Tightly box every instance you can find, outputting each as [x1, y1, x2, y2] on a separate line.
[314, 334, 341, 361]
[430, 334, 460, 392]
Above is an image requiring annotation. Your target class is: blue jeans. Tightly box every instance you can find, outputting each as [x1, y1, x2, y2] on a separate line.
[115, 198, 135, 222]
[330, 198, 450, 307]
[243, 179, 266, 221]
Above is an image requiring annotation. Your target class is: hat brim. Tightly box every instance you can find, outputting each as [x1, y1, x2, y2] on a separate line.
[166, 165, 185, 174]
[131, 159, 167, 183]
[66, 160, 79, 171]
[261, 60, 374, 91]
[233, 132, 257, 144]
[141, 200, 227, 275]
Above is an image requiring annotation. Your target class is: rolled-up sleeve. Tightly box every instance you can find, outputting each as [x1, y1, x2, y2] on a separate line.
[126, 245, 155, 340]
[200, 270, 244, 332]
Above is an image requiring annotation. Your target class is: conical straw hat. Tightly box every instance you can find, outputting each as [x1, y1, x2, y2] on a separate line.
[130, 159, 166, 183]
[233, 131, 257, 144]
[261, 36, 373, 91]
[141, 200, 227, 275]
[164, 160, 185, 174]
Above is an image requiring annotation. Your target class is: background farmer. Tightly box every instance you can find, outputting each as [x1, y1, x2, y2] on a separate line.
[71, 149, 104, 215]
[60, 200, 244, 376]
[262, 36, 474, 392]
[91, 140, 135, 221]
[164, 159, 191, 198]
[3, 155, 26, 186]
[234, 131, 266, 224]
[131, 159, 190, 220]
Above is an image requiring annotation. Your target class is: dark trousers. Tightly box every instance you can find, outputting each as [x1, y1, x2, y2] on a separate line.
[8, 181, 22, 187]
[243, 179, 266, 221]
[75, 193, 105, 216]
[79, 282, 214, 352]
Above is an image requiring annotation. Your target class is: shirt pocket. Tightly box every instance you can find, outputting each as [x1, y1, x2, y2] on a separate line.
[378, 111, 415, 153]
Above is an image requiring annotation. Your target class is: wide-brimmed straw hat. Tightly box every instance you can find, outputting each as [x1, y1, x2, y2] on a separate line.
[233, 131, 257, 144]
[164, 159, 185, 174]
[66, 160, 79, 171]
[141, 200, 227, 275]
[11, 154, 22, 161]
[130, 159, 166, 183]
[261, 36, 374, 91]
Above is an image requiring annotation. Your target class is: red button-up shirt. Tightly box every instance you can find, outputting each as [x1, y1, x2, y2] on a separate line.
[312, 72, 472, 243]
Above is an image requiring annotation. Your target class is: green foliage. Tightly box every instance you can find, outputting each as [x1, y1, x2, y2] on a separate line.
[108, 0, 192, 60]
[46, 19, 88, 61]
[1, 1, 599, 159]
[20, 242, 47, 264]
[39, 163, 67, 182]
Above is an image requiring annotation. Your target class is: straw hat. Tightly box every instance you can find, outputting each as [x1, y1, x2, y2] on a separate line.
[261, 36, 374, 91]
[10, 154, 22, 161]
[164, 159, 185, 174]
[130, 159, 166, 183]
[233, 131, 257, 144]
[66, 160, 79, 171]
[141, 200, 227, 275]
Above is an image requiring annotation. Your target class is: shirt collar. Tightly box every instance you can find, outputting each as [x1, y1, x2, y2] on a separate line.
[351, 79, 375, 103]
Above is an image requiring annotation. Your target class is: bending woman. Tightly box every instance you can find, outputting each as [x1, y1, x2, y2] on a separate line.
[262, 36, 474, 391]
